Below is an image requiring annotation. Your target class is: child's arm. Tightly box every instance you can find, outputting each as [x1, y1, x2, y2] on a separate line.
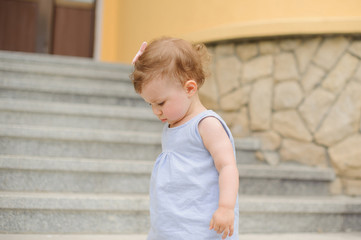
[199, 117, 239, 239]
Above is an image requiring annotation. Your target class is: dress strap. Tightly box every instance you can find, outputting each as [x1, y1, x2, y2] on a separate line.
[196, 110, 235, 146]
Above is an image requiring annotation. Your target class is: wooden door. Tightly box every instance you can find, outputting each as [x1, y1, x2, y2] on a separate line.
[0, 0, 38, 52]
[0, 0, 95, 58]
[51, 0, 95, 57]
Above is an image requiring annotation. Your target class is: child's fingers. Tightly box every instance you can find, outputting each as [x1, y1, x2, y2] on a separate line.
[221, 228, 229, 239]
[229, 225, 234, 236]
[209, 219, 214, 230]
[217, 225, 225, 234]
[212, 224, 223, 234]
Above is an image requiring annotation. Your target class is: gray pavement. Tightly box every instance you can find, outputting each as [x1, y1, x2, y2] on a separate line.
[1, 233, 361, 240]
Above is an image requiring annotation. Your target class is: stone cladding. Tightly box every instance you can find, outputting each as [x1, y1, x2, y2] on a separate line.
[200, 35, 361, 196]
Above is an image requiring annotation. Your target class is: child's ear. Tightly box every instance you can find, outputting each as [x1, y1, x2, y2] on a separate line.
[184, 80, 198, 96]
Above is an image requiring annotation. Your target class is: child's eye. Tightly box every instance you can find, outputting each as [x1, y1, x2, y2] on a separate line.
[158, 101, 165, 106]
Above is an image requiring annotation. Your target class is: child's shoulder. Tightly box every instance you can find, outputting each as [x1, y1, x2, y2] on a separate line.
[197, 109, 224, 126]
[198, 114, 223, 129]
[198, 114, 228, 139]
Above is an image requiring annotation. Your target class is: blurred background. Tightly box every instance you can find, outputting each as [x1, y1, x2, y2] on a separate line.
[1, 0, 361, 63]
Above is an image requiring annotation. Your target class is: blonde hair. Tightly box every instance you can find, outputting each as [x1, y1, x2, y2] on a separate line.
[131, 37, 210, 93]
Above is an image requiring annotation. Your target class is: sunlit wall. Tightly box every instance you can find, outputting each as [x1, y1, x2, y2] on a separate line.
[100, 0, 361, 63]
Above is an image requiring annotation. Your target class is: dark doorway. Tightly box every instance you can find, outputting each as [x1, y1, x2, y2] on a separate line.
[0, 0, 95, 58]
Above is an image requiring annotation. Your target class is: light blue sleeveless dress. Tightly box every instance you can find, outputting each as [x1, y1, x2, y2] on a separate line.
[147, 110, 239, 240]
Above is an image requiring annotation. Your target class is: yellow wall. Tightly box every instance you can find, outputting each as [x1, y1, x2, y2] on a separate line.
[101, 0, 361, 64]
[101, 0, 123, 62]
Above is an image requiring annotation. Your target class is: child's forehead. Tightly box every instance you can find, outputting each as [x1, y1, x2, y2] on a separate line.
[140, 77, 182, 101]
[146, 76, 182, 88]
[140, 79, 168, 99]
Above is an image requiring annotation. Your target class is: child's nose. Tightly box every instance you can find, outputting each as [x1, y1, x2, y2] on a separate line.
[152, 105, 162, 115]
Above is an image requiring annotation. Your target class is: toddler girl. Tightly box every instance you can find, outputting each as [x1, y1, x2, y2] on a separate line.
[131, 37, 239, 240]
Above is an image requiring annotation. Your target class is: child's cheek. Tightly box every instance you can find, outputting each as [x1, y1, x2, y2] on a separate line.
[166, 105, 184, 121]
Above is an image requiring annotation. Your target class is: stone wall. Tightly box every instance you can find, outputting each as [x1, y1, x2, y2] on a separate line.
[200, 35, 361, 196]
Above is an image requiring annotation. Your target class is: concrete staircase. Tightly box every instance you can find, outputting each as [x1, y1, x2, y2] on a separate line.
[0, 51, 360, 238]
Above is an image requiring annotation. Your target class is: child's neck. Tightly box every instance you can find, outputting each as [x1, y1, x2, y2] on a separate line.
[170, 94, 207, 128]
[189, 94, 207, 115]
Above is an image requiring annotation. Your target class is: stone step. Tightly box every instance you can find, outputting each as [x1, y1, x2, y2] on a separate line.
[0, 155, 334, 196]
[1, 233, 361, 240]
[0, 50, 132, 81]
[0, 73, 145, 107]
[0, 49, 127, 66]
[238, 164, 335, 196]
[238, 196, 361, 233]
[0, 99, 162, 132]
[0, 192, 149, 234]
[0, 124, 162, 161]
[1, 192, 360, 233]
[0, 70, 134, 94]
[0, 155, 153, 194]
[0, 124, 260, 162]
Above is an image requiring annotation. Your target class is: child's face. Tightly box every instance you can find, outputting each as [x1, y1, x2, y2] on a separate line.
[140, 78, 192, 127]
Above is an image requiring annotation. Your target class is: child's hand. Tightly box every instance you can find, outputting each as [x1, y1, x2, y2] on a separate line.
[209, 207, 235, 239]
